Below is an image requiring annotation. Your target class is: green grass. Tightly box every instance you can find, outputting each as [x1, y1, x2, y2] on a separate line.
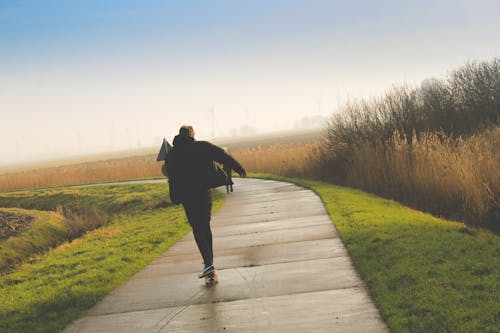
[2, 176, 498, 332]
[0, 182, 173, 214]
[0, 182, 175, 273]
[0, 183, 225, 333]
[252, 173, 500, 333]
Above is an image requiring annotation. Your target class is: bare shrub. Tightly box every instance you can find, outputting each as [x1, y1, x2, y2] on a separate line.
[328, 58, 500, 148]
[449, 58, 500, 133]
[324, 58, 499, 231]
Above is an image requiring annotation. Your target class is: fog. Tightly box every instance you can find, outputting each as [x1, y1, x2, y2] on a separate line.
[1, 0, 499, 167]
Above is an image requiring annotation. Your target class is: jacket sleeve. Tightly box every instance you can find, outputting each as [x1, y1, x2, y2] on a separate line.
[205, 142, 246, 175]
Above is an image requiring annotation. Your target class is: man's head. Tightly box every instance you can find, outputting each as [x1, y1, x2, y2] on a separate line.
[179, 125, 195, 138]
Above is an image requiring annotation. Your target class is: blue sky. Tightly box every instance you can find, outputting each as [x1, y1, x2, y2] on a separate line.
[1, 0, 499, 165]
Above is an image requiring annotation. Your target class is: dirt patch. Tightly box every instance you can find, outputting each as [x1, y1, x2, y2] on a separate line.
[0, 211, 35, 239]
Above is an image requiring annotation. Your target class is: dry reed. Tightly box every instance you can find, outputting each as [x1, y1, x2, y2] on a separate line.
[0, 156, 162, 192]
[337, 127, 499, 230]
[232, 141, 324, 179]
[0, 140, 323, 192]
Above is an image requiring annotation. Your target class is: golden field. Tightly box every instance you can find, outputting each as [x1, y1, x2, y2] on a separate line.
[0, 129, 322, 192]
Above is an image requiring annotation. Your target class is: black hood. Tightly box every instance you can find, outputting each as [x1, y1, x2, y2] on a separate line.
[173, 134, 195, 147]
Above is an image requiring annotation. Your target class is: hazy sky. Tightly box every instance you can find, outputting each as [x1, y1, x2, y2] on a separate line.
[1, 0, 499, 166]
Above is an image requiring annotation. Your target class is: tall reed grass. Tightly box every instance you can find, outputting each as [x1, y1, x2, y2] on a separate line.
[231, 141, 324, 179]
[337, 127, 499, 230]
[0, 156, 162, 192]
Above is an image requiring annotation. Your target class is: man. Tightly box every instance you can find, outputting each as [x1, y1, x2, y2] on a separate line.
[165, 125, 246, 280]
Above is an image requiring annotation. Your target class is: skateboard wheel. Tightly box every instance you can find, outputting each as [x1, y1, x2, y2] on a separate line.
[204, 272, 219, 287]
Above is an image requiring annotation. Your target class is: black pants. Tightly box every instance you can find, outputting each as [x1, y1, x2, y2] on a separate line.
[182, 189, 213, 266]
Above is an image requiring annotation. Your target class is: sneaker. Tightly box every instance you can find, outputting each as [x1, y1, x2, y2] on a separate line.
[198, 265, 215, 278]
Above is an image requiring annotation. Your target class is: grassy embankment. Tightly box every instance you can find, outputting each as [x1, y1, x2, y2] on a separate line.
[253, 173, 499, 333]
[0, 183, 224, 333]
[0, 183, 172, 274]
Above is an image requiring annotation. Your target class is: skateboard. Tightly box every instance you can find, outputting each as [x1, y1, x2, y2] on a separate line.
[204, 271, 219, 287]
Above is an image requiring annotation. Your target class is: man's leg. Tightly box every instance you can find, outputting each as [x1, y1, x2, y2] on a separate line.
[183, 190, 213, 266]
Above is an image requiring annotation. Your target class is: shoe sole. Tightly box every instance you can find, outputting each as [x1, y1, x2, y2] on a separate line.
[199, 267, 215, 279]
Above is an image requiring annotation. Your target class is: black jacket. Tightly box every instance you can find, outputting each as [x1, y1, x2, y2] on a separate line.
[165, 134, 245, 203]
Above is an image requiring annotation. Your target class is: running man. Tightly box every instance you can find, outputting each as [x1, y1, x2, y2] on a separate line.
[165, 125, 246, 279]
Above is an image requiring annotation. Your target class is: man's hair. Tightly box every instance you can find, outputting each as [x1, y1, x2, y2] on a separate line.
[179, 125, 195, 138]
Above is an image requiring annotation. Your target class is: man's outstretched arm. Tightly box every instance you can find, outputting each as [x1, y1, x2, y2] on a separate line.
[206, 142, 246, 177]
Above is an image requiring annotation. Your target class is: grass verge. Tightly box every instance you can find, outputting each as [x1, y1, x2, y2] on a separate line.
[0, 183, 224, 333]
[0, 181, 178, 273]
[252, 173, 499, 333]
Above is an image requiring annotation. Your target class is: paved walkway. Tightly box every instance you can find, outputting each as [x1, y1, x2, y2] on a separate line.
[63, 178, 389, 332]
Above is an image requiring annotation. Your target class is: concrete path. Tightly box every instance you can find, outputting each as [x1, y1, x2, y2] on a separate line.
[62, 178, 389, 332]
